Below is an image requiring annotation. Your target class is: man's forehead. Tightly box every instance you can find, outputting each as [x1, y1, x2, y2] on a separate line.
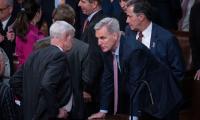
[0, 1, 6, 7]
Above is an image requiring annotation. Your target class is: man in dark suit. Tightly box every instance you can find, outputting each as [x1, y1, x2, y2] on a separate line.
[9, 21, 73, 120]
[38, 0, 82, 38]
[78, 0, 106, 115]
[34, 4, 90, 119]
[88, 17, 183, 120]
[125, 1, 184, 120]
[125, 0, 185, 82]
[0, 0, 15, 75]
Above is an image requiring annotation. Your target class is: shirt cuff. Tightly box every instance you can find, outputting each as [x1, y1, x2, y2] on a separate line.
[100, 110, 108, 113]
[129, 115, 138, 120]
[63, 94, 73, 112]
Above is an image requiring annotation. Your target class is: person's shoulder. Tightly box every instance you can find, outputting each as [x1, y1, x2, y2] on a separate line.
[74, 39, 89, 48]
[153, 23, 175, 38]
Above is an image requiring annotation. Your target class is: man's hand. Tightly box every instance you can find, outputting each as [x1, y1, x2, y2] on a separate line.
[57, 107, 69, 119]
[0, 34, 5, 43]
[194, 69, 200, 80]
[83, 91, 92, 103]
[6, 27, 15, 42]
[88, 112, 106, 120]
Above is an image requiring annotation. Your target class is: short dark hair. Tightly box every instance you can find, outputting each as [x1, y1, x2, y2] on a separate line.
[127, 0, 153, 21]
[88, 0, 101, 6]
[53, 4, 75, 25]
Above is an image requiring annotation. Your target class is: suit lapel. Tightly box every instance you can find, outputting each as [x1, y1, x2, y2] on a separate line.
[119, 34, 126, 74]
[150, 23, 158, 54]
[4, 15, 15, 32]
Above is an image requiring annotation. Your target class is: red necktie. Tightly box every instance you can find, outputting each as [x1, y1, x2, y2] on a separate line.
[113, 54, 118, 115]
[82, 19, 89, 32]
[138, 31, 143, 42]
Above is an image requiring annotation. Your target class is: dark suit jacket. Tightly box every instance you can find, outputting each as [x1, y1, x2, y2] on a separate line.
[0, 82, 17, 120]
[10, 45, 72, 120]
[34, 37, 90, 119]
[189, 2, 200, 71]
[0, 15, 16, 75]
[125, 23, 185, 81]
[66, 39, 89, 119]
[100, 34, 183, 118]
[80, 10, 106, 102]
[100, 35, 129, 114]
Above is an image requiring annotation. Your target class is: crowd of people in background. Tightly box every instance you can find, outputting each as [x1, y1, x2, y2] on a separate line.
[0, 0, 200, 120]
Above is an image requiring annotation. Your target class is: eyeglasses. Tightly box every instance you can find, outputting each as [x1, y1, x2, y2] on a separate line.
[0, 6, 9, 13]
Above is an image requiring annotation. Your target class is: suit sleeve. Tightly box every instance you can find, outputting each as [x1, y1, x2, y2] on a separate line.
[38, 53, 71, 118]
[9, 65, 24, 99]
[167, 35, 185, 81]
[1, 84, 17, 120]
[84, 24, 104, 94]
[81, 44, 91, 89]
[100, 55, 114, 111]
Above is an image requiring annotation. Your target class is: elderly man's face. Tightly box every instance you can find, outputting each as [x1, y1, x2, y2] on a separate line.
[78, 0, 96, 15]
[95, 26, 117, 52]
[0, 0, 13, 21]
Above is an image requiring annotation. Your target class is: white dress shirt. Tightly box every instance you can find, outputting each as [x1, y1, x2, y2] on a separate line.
[136, 22, 152, 49]
[2, 16, 11, 30]
[86, 9, 101, 22]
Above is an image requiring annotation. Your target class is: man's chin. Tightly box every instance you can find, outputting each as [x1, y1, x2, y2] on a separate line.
[101, 48, 108, 53]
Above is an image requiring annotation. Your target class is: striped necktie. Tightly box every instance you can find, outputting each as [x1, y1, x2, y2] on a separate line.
[138, 31, 143, 42]
[82, 19, 89, 32]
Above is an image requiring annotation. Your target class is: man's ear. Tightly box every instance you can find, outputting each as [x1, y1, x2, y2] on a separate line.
[91, 0, 98, 9]
[8, 6, 13, 14]
[138, 14, 145, 22]
[113, 32, 118, 40]
[73, 19, 76, 25]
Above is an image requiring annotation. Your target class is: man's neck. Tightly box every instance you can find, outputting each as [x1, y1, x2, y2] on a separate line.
[139, 20, 151, 32]
[90, 6, 101, 16]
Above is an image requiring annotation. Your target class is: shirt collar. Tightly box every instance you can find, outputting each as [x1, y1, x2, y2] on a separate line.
[56, 46, 64, 52]
[87, 9, 101, 22]
[2, 16, 11, 30]
[140, 22, 152, 39]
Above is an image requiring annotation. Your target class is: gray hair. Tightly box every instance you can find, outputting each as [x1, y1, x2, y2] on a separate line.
[94, 17, 120, 33]
[50, 21, 75, 39]
[5, 0, 14, 6]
